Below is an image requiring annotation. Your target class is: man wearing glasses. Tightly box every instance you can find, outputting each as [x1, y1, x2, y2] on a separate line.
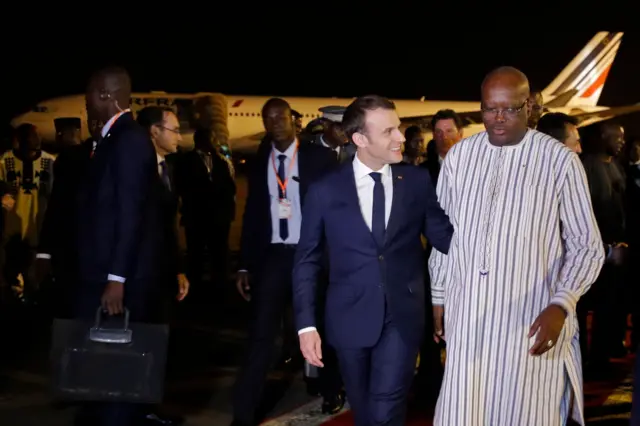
[429, 66, 604, 426]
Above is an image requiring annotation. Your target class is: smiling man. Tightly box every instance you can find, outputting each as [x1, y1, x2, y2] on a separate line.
[429, 66, 604, 426]
[293, 95, 453, 425]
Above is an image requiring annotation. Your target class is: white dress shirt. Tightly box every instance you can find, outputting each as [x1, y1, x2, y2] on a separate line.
[269, 141, 302, 244]
[298, 153, 394, 335]
[320, 135, 341, 158]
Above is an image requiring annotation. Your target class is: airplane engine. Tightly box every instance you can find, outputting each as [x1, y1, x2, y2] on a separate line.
[194, 94, 229, 147]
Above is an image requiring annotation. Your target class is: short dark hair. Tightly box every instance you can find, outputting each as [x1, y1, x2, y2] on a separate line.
[342, 95, 396, 140]
[261, 97, 291, 116]
[430, 109, 463, 131]
[536, 112, 578, 143]
[136, 106, 174, 132]
[404, 125, 422, 140]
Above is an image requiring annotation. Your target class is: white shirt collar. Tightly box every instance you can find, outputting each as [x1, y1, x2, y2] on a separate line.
[101, 109, 131, 138]
[272, 139, 298, 158]
[353, 153, 391, 181]
[320, 135, 341, 153]
[157, 153, 165, 165]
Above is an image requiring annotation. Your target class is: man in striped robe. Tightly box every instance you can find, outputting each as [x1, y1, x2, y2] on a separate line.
[428, 67, 604, 426]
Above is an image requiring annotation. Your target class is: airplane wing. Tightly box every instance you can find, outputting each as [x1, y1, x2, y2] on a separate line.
[572, 103, 640, 127]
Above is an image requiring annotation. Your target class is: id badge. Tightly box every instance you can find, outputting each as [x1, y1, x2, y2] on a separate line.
[278, 198, 292, 219]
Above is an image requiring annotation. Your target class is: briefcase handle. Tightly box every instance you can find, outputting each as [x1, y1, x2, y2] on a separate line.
[89, 307, 133, 344]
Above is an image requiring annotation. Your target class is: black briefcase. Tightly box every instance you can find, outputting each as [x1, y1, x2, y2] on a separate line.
[50, 307, 169, 404]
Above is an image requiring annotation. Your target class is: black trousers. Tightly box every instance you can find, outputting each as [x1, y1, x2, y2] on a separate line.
[577, 263, 626, 365]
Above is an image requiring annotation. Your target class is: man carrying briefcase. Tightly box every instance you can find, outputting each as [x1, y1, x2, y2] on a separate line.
[53, 66, 177, 426]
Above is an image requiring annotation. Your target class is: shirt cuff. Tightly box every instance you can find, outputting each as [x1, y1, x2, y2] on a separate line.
[431, 288, 445, 305]
[298, 327, 316, 335]
[549, 289, 578, 317]
[108, 274, 126, 283]
[36, 253, 51, 259]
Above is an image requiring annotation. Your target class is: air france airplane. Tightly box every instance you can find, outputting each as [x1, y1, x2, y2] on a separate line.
[12, 32, 638, 153]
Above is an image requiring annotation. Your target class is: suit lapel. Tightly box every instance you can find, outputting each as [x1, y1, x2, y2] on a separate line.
[342, 163, 377, 247]
[384, 164, 405, 245]
[297, 144, 311, 202]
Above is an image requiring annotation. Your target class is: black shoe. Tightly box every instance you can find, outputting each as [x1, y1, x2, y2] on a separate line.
[321, 390, 346, 415]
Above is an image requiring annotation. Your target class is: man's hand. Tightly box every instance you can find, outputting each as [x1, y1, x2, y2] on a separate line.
[433, 305, 445, 343]
[101, 281, 124, 315]
[528, 304, 567, 356]
[299, 330, 324, 368]
[1, 194, 15, 211]
[236, 271, 250, 301]
[176, 273, 189, 301]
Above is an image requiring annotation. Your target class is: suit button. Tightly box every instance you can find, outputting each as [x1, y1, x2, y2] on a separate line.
[378, 255, 384, 261]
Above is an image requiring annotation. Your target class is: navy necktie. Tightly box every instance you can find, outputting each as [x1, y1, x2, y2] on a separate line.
[159, 160, 171, 191]
[278, 154, 289, 241]
[370, 172, 385, 248]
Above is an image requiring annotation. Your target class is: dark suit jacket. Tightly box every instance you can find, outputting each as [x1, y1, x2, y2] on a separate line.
[38, 140, 93, 274]
[75, 113, 165, 319]
[172, 148, 236, 230]
[238, 141, 336, 273]
[293, 161, 453, 349]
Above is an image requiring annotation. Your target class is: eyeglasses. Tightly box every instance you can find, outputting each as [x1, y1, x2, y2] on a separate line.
[157, 125, 181, 134]
[481, 101, 527, 119]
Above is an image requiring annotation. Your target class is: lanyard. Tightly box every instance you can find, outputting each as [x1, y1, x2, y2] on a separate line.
[271, 143, 299, 197]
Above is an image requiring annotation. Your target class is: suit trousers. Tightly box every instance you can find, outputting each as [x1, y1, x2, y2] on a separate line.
[232, 244, 295, 424]
[335, 302, 419, 426]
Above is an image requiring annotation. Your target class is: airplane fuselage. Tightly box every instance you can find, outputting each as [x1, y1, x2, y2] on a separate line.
[11, 92, 610, 153]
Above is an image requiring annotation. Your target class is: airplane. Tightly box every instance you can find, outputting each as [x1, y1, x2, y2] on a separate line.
[11, 31, 639, 154]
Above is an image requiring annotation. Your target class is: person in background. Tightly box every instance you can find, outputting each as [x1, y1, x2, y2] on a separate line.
[310, 106, 353, 163]
[136, 105, 189, 426]
[421, 109, 464, 186]
[402, 125, 425, 165]
[579, 122, 628, 370]
[36, 118, 94, 317]
[0, 123, 55, 300]
[231, 98, 337, 426]
[172, 127, 236, 304]
[527, 90, 544, 128]
[536, 112, 582, 154]
[292, 109, 303, 136]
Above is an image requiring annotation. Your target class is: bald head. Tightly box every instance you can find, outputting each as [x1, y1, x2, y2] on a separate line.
[481, 66, 530, 100]
[85, 66, 132, 124]
[481, 66, 532, 147]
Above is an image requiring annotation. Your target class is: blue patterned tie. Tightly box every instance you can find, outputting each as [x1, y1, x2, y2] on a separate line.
[159, 160, 171, 191]
[370, 172, 385, 248]
[278, 154, 289, 241]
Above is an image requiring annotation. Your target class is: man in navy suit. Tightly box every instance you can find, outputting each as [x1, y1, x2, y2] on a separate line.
[230, 98, 339, 426]
[73, 67, 164, 426]
[293, 95, 453, 425]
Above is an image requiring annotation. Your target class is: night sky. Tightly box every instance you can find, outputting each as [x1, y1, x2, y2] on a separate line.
[3, 29, 639, 138]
